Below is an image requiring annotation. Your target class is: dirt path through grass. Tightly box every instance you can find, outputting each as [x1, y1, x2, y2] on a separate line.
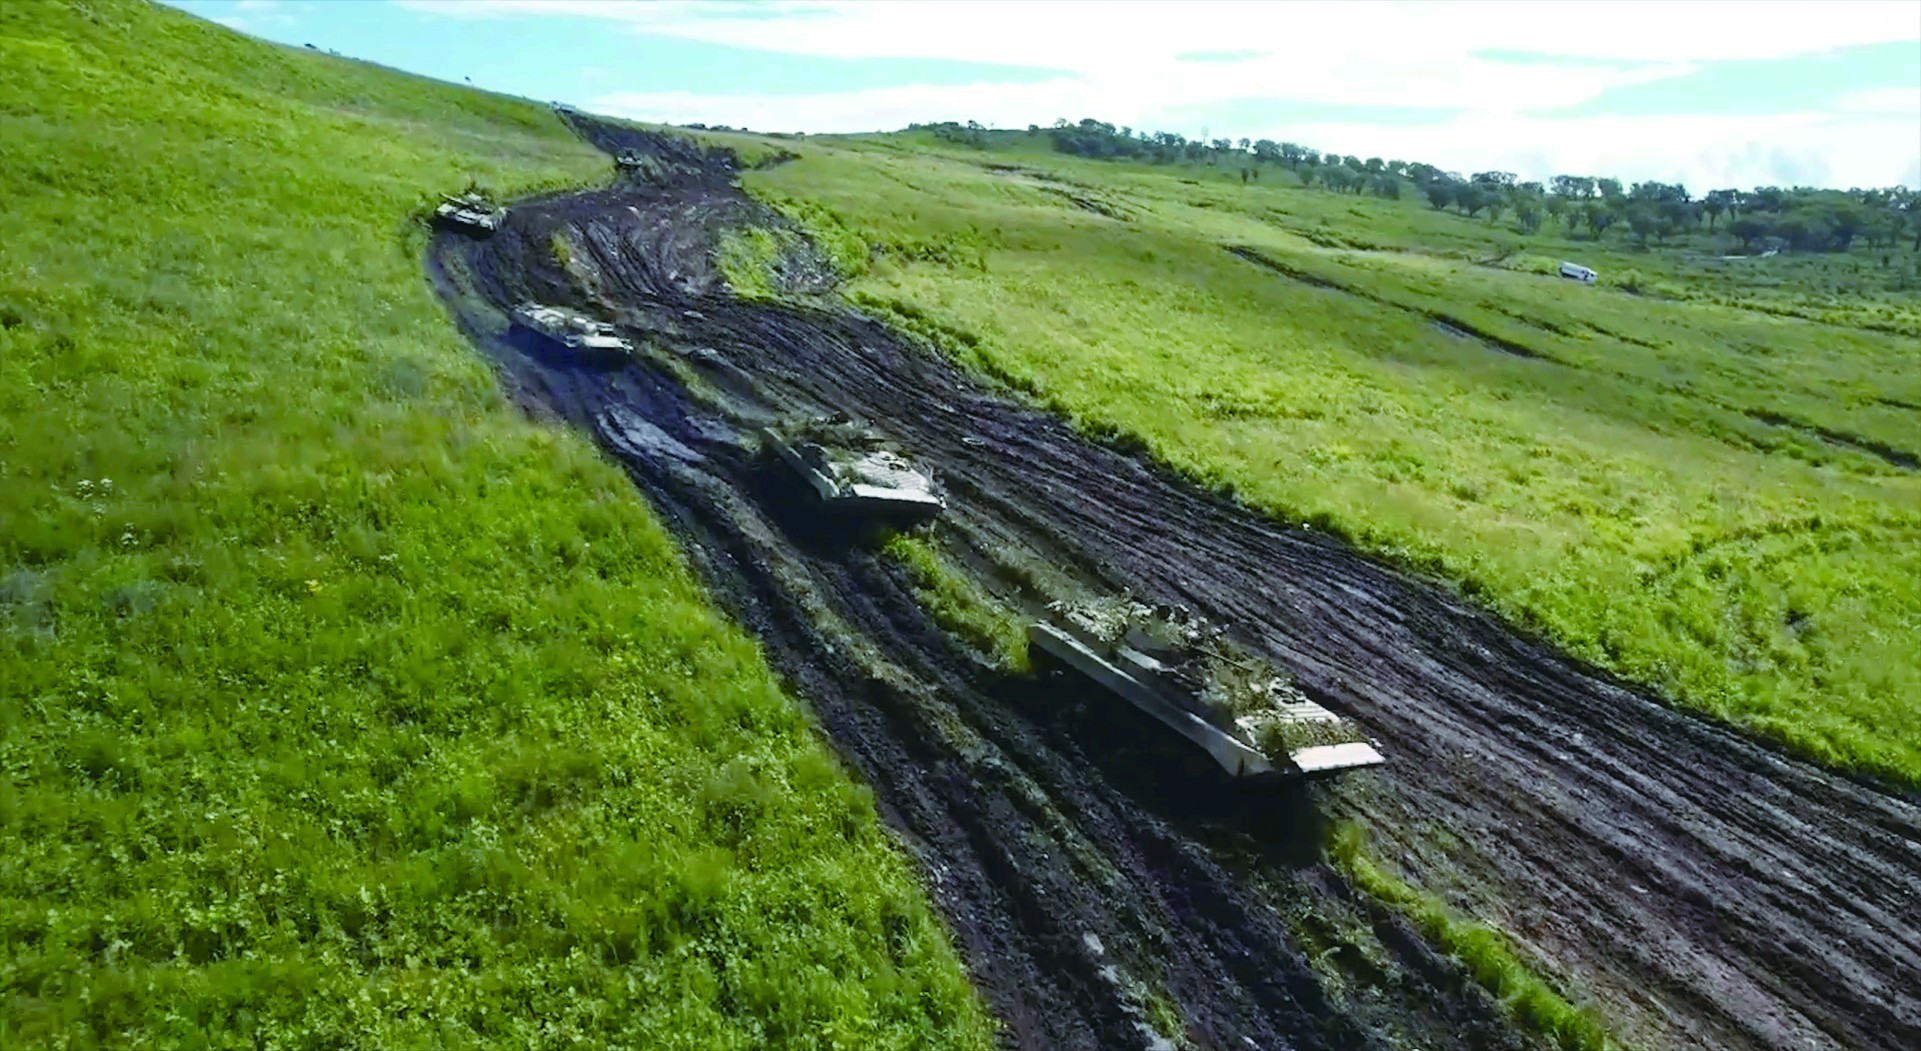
[428, 124, 1921, 1051]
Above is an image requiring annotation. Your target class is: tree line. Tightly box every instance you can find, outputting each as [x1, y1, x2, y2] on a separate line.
[911, 118, 1921, 255]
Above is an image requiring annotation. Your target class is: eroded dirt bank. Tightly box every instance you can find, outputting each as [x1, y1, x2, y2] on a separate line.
[427, 124, 1921, 1051]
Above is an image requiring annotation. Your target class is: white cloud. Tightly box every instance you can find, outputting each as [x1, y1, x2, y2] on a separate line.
[595, 82, 1921, 189]
[214, 0, 298, 30]
[595, 53, 1696, 127]
[1273, 112, 1918, 189]
[399, 0, 1919, 66]
[595, 79, 1092, 134]
[397, 0, 1921, 187]
[1835, 87, 1921, 115]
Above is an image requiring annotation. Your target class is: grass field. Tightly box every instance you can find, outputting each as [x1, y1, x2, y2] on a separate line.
[880, 532, 1030, 673]
[0, 3, 993, 1047]
[726, 129, 1921, 787]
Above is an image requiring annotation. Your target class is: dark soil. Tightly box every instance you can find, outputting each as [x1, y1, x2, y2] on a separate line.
[1226, 245, 1547, 361]
[1746, 410, 1920, 471]
[426, 124, 1921, 1051]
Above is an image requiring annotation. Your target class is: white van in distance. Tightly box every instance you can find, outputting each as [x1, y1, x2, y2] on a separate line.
[1559, 261, 1598, 283]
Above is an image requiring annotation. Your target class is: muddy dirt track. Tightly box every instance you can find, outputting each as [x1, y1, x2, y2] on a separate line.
[427, 123, 1921, 1051]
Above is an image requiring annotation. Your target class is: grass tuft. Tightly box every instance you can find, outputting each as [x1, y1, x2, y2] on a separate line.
[715, 226, 790, 300]
[881, 533, 1031, 672]
[1330, 827, 1616, 1051]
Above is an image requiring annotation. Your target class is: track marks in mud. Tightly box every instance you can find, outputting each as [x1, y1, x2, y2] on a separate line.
[1229, 246, 1920, 474]
[1040, 185, 1133, 220]
[1226, 245, 1547, 360]
[1427, 316, 1540, 358]
[1575, 319, 1665, 350]
[429, 125, 1921, 1051]
[1747, 410, 1921, 470]
[1226, 244, 1346, 292]
[983, 164, 1136, 221]
[431, 157, 1548, 1051]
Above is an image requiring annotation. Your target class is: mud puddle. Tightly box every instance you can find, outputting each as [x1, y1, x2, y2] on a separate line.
[427, 123, 1921, 1051]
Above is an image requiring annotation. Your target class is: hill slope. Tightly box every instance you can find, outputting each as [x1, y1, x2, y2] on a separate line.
[733, 129, 1921, 785]
[420, 109, 1921, 1051]
[0, 3, 990, 1047]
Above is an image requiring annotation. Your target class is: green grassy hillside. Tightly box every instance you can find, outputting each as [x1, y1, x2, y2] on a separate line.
[726, 130, 1921, 785]
[0, 3, 991, 1047]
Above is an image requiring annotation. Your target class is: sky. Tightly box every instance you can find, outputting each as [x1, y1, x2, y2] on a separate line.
[170, 0, 1921, 191]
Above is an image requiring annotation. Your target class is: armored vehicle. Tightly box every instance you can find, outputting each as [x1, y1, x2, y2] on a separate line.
[615, 149, 647, 171]
[433, 192, 503, 236]
[1029, 597, 1384, 780]
[758, 415, 945, 525]
[508, 302, 633, 362]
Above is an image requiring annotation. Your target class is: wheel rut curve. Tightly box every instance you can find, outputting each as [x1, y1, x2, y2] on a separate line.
[425, 125, 1921, 1051]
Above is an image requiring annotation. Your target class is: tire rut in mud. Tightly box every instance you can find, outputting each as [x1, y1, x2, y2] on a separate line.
[426, 125, 1921, 1051]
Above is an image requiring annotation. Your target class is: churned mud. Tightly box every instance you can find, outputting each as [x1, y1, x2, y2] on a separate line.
[427, 122, 1921, 1051]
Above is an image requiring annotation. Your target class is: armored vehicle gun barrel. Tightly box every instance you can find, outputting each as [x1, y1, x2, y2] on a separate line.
[1029, 597, 1384, 780]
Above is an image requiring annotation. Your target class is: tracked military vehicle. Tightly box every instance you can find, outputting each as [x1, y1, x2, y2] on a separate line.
[615, 149, 647, 171]
[758, 414, 945, 525]
[508, 302, 633, 362]
[433, 192, 503, 236]
[1029, 597, 1384, 780]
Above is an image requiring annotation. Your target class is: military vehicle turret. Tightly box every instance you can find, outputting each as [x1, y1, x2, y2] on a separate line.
[508, 302, 633, 363]
[1029, 597, 1384, 780]
[615, 149, 647, 171]
[433, 192, 503, 236]
[758, 414, 945, 525]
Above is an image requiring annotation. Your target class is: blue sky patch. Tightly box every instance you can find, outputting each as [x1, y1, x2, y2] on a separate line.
[1539, 41, 1919, 117]
[157, 0, 1921, 189]
[166, 1, 1073, 104]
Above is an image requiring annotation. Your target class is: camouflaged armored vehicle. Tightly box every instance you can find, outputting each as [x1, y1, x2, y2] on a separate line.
[508, 302, 633, 362]
[1029, 597, 1384, 780]
[615, 149, 647, 171]
[433, 192, 503, 236]
[758, 415, 945, 525]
